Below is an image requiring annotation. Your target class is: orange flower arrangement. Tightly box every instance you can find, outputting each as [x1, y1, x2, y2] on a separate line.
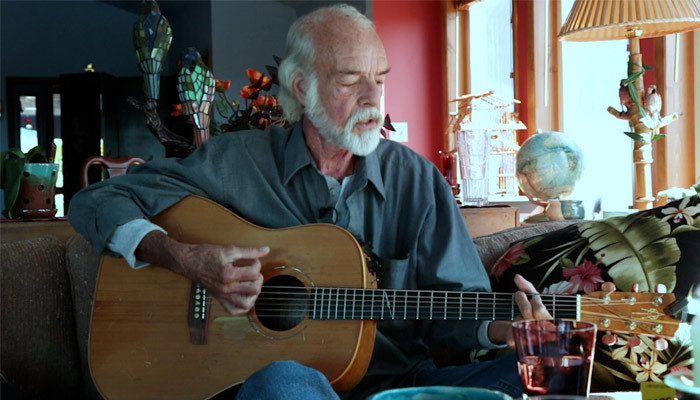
[171, 56, 395, 137]
[172, 56, 288, 133]
[213, 57, 287, 132]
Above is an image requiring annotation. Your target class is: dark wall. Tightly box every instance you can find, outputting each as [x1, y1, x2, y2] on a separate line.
[0, 0, 373, 211]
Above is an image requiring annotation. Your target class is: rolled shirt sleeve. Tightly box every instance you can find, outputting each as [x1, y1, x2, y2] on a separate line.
[106, 219, 167, 269]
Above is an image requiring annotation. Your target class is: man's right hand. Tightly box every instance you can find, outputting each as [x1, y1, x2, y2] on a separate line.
[135, 231, 268, 316]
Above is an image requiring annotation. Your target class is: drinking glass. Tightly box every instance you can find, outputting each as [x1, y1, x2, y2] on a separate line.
[456, 130, 490, 206]
[512, 319, 597, 397]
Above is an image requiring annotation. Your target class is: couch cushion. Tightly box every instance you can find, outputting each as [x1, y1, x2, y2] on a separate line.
[0, 235, 82, 399]
[473, 220, 578, 271]
[488, 195, 700, 391]
[65, 234, 103, 400]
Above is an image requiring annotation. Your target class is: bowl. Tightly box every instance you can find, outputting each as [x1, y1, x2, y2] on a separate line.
[366, 386, 513, 400]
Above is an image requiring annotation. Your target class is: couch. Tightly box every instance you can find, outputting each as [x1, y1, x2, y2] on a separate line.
[1, 195, 697, 399]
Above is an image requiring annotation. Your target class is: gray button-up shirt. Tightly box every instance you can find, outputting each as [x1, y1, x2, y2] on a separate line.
[69, 122, 492, 396]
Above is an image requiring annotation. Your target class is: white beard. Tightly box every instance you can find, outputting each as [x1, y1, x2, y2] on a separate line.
[304, 74, 382, 156]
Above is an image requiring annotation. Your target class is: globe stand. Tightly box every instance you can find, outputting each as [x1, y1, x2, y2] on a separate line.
[523, 195, 565, 223]
[516, 131, 584, 224]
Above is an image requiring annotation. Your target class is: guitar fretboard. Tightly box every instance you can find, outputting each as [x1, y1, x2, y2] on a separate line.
[256, 287, 580, 321]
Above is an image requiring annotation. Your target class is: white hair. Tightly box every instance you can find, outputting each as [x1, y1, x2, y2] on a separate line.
[277, 4, 375, 123]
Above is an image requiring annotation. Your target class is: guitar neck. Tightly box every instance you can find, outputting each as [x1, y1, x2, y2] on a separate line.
[259, 287, 579, 322]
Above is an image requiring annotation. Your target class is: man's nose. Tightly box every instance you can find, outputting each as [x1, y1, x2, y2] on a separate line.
[359, 78, 383, 108]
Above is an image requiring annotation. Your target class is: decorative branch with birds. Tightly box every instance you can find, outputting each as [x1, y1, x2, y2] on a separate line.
[608, 61, 678, 141]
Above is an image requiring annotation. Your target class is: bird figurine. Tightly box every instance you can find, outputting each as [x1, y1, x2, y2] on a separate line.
[643, 84, 662, 123]
[618, 80, 631, 112]
[133, 0, 173, 100]
[176, 47, 215, 148]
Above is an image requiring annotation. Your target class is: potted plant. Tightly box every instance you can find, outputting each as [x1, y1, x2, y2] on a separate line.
[0, 145, 59, 219]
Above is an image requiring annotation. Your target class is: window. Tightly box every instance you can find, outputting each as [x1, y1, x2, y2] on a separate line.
[447, 0, 662, 217]
[448, 0, 523, 204]
[7, 78, 66, 217]
[559, 0, 633, 213]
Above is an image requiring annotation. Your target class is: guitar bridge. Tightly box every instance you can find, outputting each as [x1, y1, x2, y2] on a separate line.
[188, 282, 209, 345]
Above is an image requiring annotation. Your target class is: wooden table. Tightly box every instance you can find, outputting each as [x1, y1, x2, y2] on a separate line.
[460, 205, 519, 238]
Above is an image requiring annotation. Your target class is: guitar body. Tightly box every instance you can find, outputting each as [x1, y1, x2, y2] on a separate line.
[89, 196, 376, 400]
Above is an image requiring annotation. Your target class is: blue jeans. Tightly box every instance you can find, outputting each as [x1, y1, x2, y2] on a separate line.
[235, 354, 523, 400]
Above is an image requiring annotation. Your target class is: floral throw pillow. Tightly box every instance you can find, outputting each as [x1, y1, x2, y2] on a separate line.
[488, 195, 700, 392]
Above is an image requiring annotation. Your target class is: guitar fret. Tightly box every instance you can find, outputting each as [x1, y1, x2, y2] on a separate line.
[552, 295, 556, 319]
[327, 288, 332, 319]
[429, 291, 434, 320]
[313, 288, 318, 319]
[511, 294, 515, 320]
[459, 292, 463, 321]
[352, 289, 356, 319]
[380, 291, 385, 320]
[392, 290, 397, 319]
[404, 291, 408, 320]
[361, 290, 366, 320]
[416, 291, 420, 320]
[334, 288, 339, 319]
[370, 290, 375, 319]
[491, 293, 496, 320]
[318, 288, 326, 319]
[343, 288, 348, 319]
[475, 292, 479, 320]
[443, 292, 447, 320]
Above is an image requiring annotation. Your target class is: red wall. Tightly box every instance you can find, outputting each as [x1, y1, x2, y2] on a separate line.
[373, 1, 445, 166]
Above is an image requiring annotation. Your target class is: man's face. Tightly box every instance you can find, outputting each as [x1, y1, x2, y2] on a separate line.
[304, 24, 390, 155]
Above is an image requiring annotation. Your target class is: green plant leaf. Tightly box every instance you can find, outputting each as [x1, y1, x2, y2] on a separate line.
[1, 147, 26, 189]
[623, 132, 645, 141]
[2, 156, 26, 219]
[577, 215, 680, 292]
[25, 146, 47, 163]
[626, 85, 648, 118]
[621, 71, 644, 86]
[651, 134, 666, 141]
[560, 257, 574, 268]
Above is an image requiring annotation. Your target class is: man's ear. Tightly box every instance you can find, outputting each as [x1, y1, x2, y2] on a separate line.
[292, 73, 307, 106]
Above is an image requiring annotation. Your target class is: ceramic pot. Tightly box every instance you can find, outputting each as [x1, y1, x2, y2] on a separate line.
[560, 199, 585, 220]
[10, 163, 59, 219]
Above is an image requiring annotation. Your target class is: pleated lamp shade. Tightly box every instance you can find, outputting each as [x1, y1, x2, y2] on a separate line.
[558, 0, 700, 41]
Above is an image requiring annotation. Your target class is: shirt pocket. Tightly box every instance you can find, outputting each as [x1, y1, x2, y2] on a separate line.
[375, 254, 414, 290]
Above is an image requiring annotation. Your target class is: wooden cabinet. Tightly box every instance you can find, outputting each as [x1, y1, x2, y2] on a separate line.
[460, 205, 519, 238]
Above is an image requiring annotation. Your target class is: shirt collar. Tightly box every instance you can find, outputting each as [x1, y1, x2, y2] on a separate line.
[282, 121, 386, 200]
[283, 122, 314, 185]
[358, 146, 386, 200]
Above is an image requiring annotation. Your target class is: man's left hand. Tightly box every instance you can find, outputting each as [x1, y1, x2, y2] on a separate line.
[487, 274, 552, 348]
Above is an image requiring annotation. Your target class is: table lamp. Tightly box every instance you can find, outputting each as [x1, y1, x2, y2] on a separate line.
[558, 0, 700, 210]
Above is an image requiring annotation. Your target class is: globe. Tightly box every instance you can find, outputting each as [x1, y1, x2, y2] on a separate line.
[516, 131, 583, 203]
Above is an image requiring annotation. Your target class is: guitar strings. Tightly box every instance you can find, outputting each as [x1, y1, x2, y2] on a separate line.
[194, 286, 670, 325]
[201, 286, 669, 324]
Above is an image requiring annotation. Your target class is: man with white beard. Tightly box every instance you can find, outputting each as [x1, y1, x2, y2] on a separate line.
[69, 4, 550, 399]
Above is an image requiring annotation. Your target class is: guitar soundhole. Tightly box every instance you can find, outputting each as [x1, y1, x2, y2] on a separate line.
[256, 275, 309, 332]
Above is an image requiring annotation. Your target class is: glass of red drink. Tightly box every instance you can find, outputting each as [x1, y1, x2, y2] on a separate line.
[512, 319, 597, 397]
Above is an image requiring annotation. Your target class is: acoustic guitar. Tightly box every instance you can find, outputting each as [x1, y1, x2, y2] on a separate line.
[88, 195, 683, 400]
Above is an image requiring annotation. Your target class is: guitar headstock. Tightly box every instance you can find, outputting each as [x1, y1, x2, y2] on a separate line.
[581, 291, 683, 338]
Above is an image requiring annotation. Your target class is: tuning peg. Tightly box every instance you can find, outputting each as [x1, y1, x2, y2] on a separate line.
[654, 284, 667, 294]
[654, 338, 669, 351]
[631, 283, 640, 292]
[602, 333, 618, 346]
